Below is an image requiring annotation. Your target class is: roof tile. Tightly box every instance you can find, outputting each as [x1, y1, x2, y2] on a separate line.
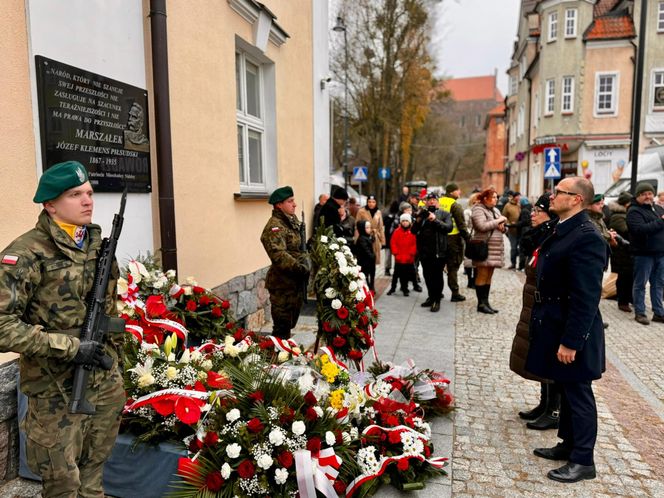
[584, 14, 635, 41]
[441, 76, 503, 102]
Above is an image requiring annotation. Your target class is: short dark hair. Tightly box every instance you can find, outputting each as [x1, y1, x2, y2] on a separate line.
[570, 176, 594, 207]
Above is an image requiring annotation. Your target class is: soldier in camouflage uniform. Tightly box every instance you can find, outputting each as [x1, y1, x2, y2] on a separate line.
[260, 186, 311, 339]
[0, 161, 125, 498]
[439, 183, 470, 302]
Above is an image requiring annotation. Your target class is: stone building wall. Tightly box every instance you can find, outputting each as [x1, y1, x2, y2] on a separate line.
[212, 266, 271, 332]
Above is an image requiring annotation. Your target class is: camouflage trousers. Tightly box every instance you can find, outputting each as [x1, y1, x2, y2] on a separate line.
[270, 289, 304, 339]
[23, 393, 125, 498]
[445, 235, 465, 294]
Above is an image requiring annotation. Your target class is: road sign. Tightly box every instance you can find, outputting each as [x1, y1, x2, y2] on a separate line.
[379, 167, 391, 180]
[543, 147, 561, 179]
[352, 166, 368, 182]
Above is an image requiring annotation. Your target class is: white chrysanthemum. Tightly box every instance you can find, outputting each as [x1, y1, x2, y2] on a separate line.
[349, 281, 358, 292]
[291, 421, 306, 436]
[338, 237, 347, 245]
[325, 431, 336, 446]
[324, 288, 337, 299]
[226, 408, 241, 422]
[340, 266, 351, 276]
[166, 269, 177, 278]
[275, 468, 288, 485]
[269, 428, 285, 446]
[226, 443, 242, 459]
[331, 299, 342, 310]
[320, 235, 329, 243]
[257, 454, 273, 470]
[297, 372, 314, 392]
[329, 243, 339, 250]
[221, 463, 232, 479]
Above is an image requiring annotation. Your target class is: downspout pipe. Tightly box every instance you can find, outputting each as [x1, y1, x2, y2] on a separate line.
[629, 0, 648, 195]
[150, 0, 178, 272]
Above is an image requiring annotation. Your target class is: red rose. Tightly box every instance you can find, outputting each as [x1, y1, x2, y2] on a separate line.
[199, 295, 211, 306]
[336, 307, 349, 319]
[225, 322, 235, 330]
[355, 302, 366, 313]
[211, 306, 223, 318]
[277, 451, 294, 468]
[259, 339, 273, 350]
[248, 391, 264, 404]
[188, 437, 202, 452]
[205, 470, 224, 491]
[332, 336, 346, 348]
[193, 286, 205, 294]
[372, 309, 379, 317]
[220, 300, 231, 309]
[388, 431, 401, 444]
[385, 415, 399, 427]
[247, 417, 264, 433]
[233, 329, 245, 341]
[145, 295, 168, 318]
[359, 315, 369, 326]
[333, 480, 347, 495]
[305, 407, 319, 421]
[237, 459, 255, 479]
[424, 444, 431, 457]
[185, 299, 197, 311]
[306, 436, 321, 454]
[338, 325, 350, 335]
[304, 391, 318, 406]
[280, 408, 295, 424]
[397, 458, 410, 471]
[322, 321, 333, 332]
[203, 431, 219, 445]
[348, 350, 363, 361]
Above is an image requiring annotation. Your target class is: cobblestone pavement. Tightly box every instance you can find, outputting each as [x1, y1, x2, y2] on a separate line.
[452, 268, 664, 497]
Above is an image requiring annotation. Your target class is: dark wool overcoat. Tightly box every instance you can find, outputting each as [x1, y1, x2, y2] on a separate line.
[525, 211, 609, 382]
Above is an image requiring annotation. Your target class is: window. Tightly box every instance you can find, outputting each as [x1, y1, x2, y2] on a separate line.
[509, 74, 518, 96]
[545, 79, 555, 115]
[561, 76, 574, 113]
[653, 71, 664, 110]
[476, 114, 482, 127]
[659, 2, 664, 32]
[595, 73, 618, 115]
[509, 121, 516, 145]
[517, 105, 525, 137]
[565, 9, 577, 38]
[235, 47, 275, 192]
[548, 11, 558, 42]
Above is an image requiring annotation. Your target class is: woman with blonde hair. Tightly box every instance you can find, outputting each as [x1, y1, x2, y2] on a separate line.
[470, 188, 507, 313]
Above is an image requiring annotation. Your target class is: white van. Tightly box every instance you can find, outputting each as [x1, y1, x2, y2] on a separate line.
[603, 146, 664, 202]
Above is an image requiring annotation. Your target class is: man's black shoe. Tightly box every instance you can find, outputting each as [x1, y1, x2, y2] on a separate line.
[430, 301, 440, 312]
[413, 285, 423, 292]
[450, 294, 466, 302]
[386, 289, 395, 296]
[477, 303, 494, 314]
[653, 314, 664, 323]
[403, 290, 410, 296]
[421, 298, 433, 307]
[547, 463, 596, 483]
[526, 411, 559, 430]
[533, 444, 571, 461]
[385, 269, 391, 276]
[518, 404, 545, 420]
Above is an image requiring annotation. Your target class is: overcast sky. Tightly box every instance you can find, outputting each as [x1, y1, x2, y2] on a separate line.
[430, 0, 522, 94]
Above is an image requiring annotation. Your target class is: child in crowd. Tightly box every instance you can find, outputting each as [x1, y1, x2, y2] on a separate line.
[355, 220, 376, 290]
[387, 213, 418, 296]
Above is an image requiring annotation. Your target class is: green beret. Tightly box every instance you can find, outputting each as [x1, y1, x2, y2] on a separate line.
[592, 193, 604, 204]
[33, 161, 89, 203]
[268, 186, 294, 205]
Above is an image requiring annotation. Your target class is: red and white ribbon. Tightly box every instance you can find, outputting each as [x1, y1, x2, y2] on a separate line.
[294, 448, 342, 498]
[269, 336, 300, 355]
[123, 388, 233, 413]
[319, 346, 348, 371]
[125, 324, 144, 342]
[134, 305, 189, 341]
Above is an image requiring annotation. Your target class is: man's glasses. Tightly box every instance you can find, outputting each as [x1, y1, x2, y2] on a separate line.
[553, 188, 579, 197]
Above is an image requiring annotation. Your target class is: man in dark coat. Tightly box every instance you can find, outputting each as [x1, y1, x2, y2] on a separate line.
[412, 193, 453, 312]
[625, 182, 664, 325]
[318, 186, 350, 238]
[525, 177, 608, 483]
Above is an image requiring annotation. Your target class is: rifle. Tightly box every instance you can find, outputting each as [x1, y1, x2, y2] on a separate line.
[69, 189, 128, 414]
[299, 208, 308, 304]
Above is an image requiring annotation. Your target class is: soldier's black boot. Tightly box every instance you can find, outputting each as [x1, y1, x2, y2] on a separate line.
[485, 284, 498, 313]
[527, 384, 561, 430]
[519, 383, 547, 420]
[476, 285, 494, 314]
[430, 300, 441, 312]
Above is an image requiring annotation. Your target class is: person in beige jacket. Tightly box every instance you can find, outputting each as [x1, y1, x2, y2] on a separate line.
[356, 195, 386, 265]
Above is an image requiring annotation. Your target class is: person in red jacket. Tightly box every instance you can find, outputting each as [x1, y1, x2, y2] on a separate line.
[387, 213, 418, 296]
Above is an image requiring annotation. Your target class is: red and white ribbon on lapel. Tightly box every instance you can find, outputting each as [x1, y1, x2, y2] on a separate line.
[294, 447, 342, 498]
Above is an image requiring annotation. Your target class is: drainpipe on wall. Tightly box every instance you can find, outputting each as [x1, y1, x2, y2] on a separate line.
[149, 0, 178, 272]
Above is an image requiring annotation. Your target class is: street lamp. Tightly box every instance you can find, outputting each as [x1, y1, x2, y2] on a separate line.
[333, 16, 349, 190]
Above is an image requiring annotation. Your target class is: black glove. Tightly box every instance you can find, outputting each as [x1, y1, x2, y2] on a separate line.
[73, 340, 113, 370]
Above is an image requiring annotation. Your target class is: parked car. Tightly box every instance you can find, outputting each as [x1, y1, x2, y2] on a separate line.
[604, 146, 664, 203]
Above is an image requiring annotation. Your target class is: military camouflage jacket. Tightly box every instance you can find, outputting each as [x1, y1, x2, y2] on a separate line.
[0, 210, 122, 398]
[260, 209, 307, 291]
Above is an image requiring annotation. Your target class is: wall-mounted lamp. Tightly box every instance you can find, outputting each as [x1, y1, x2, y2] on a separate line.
[320, 76, 332, 90]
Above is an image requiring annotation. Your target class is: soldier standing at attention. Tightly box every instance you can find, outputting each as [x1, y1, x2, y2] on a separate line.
[439, 183, 470, 302]
[261, 186, 311, 339]
[0, 161, 125, 498]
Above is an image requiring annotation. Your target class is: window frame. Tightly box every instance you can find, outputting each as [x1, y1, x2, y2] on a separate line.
[548, 11, 558, 42]
[236, 49, 267, 192]
[545, 79, 555, 116]
[651, 69, 664, 111]
[565, 8, 577, 38]
[561, 76, 575, 114]
[658, 2, 664, 32]
[594, 72, 619, 117]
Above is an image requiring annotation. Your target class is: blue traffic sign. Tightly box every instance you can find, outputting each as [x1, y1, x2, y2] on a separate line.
[379, 167, 391, 180]
[543, 147, 561, 179]
[352, 166, 369, 182]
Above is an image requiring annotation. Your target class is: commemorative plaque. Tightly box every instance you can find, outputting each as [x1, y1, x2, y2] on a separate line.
[35, 55, 151, 192]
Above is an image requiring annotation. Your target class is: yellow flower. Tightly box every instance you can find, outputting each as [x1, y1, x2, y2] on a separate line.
[329, 389, 345, 410]
[321, 362, 339, 383]
[320, 354, 329, 365]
